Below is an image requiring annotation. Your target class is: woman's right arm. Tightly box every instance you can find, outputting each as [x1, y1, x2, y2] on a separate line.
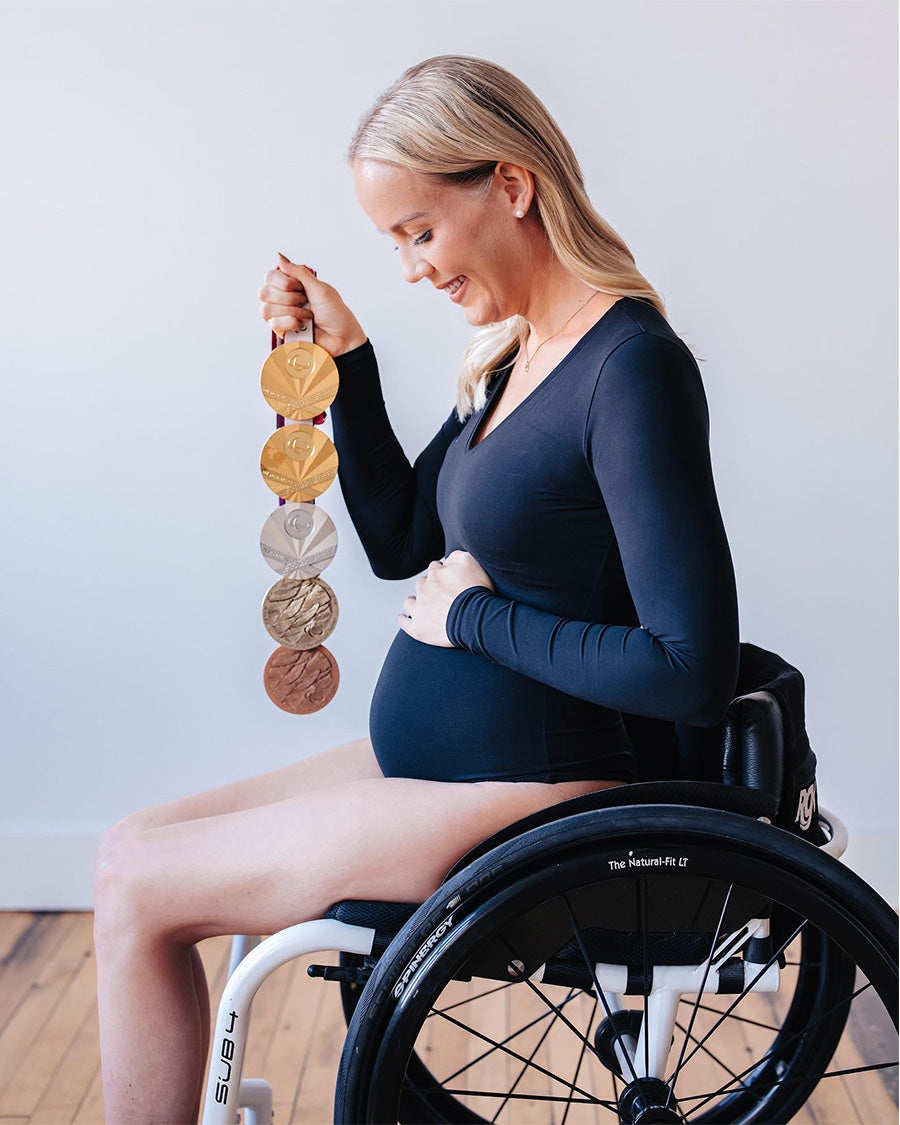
[258, 254, 463, 579]
[329, 338, 465, 580]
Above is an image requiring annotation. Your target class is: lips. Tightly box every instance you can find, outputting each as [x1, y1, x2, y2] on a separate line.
[440, 274, 466, 291]
[446, 276, 470, 303]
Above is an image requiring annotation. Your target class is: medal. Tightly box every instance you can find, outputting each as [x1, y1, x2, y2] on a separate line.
[263, 644, 340, 714]
[259, 501, 338, 578]
[259, 423, 338, 502]
[260, 340, 339, 419]
[262, 575, 339, 650]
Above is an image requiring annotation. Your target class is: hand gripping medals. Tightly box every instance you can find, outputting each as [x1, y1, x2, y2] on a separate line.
[259, 269, 340, 713]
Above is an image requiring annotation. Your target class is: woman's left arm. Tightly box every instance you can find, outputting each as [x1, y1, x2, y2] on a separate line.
[444, 332, 740, 727]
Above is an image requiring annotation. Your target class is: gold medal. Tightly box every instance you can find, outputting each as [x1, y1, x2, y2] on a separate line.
[260, 340, 339, 420]
[263, 644, 339, 713]
[260, 423, 338, 501]
[262, 575, 338, 649]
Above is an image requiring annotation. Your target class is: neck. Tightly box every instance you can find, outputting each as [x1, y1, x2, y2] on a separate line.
[519, 254, 602, 344]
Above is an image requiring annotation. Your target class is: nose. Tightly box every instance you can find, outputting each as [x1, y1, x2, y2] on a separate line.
[398, 247, 433, 285]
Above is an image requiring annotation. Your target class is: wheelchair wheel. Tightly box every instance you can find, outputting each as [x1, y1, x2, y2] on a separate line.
[334, 805, 897, 1123]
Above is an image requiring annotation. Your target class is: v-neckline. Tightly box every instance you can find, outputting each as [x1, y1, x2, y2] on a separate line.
[465, 296, 628, 452]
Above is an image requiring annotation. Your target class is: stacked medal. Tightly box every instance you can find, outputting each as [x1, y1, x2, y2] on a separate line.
[259, 271, 341, 714]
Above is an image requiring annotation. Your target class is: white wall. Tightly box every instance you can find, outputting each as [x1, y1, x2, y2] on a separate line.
[0, 0, 896, 908]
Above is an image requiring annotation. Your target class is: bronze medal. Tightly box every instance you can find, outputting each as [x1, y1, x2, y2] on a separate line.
[259, 501, 337, 577]
[263, 643, 339, 714]
[260, 422, 338, 501]
[261, 575, 338, 649]
[260, 340, 339, 420]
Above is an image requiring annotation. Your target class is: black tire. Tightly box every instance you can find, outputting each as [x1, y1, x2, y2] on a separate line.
[334, 805, 898, 1123]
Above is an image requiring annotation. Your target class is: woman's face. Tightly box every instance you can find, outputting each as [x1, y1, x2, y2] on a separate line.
[352, 158, 535, 325]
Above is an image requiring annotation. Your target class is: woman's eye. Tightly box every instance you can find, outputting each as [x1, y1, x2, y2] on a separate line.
[393, 230, 433, 251]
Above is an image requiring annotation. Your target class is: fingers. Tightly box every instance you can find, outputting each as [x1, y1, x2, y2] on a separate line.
[275, 256, 321, 290]
[259, 258, 312, 329]
[260, 302, 313, 330]
[260, 270, 305, 294]
[266, 313, 310, 335]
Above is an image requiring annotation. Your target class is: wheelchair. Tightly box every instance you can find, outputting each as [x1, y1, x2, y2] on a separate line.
[200, 643, 898, 1123]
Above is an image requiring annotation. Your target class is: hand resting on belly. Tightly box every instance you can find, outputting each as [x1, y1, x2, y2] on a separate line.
[398, 549, 494, 648]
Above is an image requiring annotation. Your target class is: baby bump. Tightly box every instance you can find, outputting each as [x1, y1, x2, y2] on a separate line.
[368, 629, 635, 784]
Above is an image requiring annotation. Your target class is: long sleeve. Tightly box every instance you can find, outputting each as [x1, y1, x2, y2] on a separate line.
[445, 332, 740, 727]
[328, 338, 464, 580]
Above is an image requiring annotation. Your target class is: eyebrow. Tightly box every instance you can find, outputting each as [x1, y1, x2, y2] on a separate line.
[385, 210, 431, 234]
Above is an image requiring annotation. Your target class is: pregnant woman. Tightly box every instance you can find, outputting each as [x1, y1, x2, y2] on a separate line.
[92, 54, 739, 1121]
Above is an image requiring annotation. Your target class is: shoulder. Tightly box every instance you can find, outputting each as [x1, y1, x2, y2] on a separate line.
[590, 326, 704, 411]
[584, 328, 709, 460]
[602, 325, 698, 379]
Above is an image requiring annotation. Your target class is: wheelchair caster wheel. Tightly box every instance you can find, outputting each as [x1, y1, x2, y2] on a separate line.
[594, 1008, 645, 1077]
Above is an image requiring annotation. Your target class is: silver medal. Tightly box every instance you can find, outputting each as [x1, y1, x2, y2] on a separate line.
[259, 501, 338, 578]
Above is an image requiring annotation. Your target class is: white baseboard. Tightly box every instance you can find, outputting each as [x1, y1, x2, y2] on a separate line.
[0, 828, 896, 913]
[0, 831, 99, 911]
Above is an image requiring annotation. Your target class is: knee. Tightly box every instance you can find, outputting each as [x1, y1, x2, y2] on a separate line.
[93, 812, 149, 882]
[92, 819, 150, 933]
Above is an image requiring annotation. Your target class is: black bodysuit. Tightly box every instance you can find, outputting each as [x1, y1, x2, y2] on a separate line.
[327, 296, 740, 784]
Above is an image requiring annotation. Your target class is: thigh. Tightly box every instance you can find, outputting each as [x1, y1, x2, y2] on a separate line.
[106, 736, 383, 841]
[95, 775, 616, 945]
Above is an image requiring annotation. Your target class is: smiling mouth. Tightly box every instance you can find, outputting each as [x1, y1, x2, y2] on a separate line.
[445, 275, 468, 299]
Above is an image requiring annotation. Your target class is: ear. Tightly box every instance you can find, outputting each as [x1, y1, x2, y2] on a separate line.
[495, 162, 532, 213]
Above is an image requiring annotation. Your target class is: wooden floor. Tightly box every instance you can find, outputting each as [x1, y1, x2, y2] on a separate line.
[0, 912, 345, 1123]
[0, 910, 895, 1124]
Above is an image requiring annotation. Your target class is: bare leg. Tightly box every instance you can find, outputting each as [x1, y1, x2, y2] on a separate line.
[93, 926, 203, 1122]
[93, 772, 618, 1121]
[94, 736, 381, 1121]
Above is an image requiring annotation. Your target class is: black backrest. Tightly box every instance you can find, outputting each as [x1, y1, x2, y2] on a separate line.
[623, 641, 824, 845]
[722, 691, 784, 806]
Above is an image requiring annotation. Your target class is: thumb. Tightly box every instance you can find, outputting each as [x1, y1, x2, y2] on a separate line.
[277, 252, 319, 284]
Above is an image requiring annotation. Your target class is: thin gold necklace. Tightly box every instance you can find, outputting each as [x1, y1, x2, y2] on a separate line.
[522, 290, 604, 373]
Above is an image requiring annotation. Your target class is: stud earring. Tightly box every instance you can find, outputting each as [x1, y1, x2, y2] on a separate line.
[515, 209, 524, 218]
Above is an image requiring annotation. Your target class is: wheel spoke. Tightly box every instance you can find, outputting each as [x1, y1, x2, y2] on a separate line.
[428, 1002, 612, 1107]
[560, 893, 642, 1085]
[667, 882, 733, 1092]
[438, 1086, 609, 1106]
[673, 1018, 757, 1095]
[678, 1059, 899, 1110]
[491, 987, 576, 1122]
[681, 980, 883, 1114]
[667, 915, 806, 1082]
[560, 995, 599, 1125]
[494, 931, 613, 1081]
[437, 990, 583, 1086]
[684, 999, 780, 1033]
[426, 980, 516, 1017]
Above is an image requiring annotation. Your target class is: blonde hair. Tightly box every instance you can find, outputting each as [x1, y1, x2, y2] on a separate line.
[346, 54, 692, 422]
